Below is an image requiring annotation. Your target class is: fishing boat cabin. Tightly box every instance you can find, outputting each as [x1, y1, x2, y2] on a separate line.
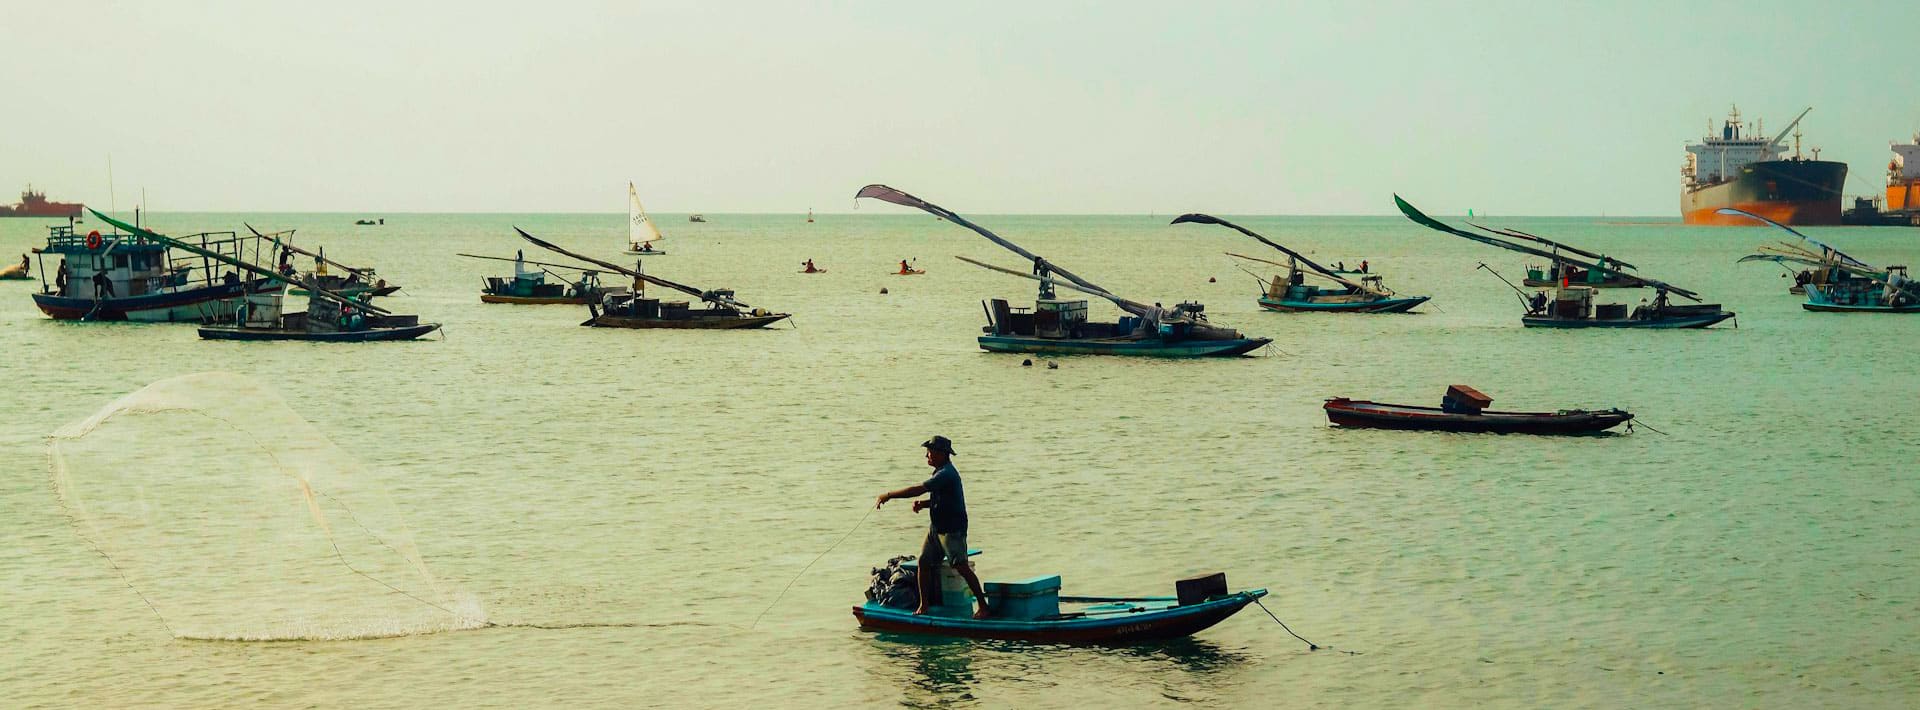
[30, 222, 279, 322]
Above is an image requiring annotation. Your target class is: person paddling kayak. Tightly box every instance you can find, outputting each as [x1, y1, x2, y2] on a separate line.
[874, 436, 991, 618]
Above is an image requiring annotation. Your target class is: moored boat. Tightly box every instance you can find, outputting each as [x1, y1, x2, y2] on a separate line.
[1325, 386, 1633, 435]
[518, 228, 790, 330]
[461, 251, 627, 305]
[855, 552, 1267, 643]
[1, 255, 29, 280]
[856, 184, 1270, 358]
[29, 221, 281, 322]
[89, 210, 440, 342]
[1726, 207, 1920, 313]
[1397, 196, 1734, 329]
[1171, 213, 1430, 313]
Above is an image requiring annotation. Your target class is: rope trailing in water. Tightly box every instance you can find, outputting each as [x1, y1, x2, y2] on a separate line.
[1253, 597, 1357, 654]
[751, 506, 873, 630]
[1628, 419, 1670, 436]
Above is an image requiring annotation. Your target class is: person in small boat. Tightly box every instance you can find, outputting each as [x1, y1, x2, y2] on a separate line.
[1527, 290, 1548, 315]
[803, 259, 818, 273]
[1360, 259, 1369, 274]
[874, 436, 991, 619]
[1651, 288, 1670, 313]
[899, 259, 912, 274]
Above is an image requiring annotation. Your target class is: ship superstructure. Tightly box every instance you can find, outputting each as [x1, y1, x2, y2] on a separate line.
[1887, 134, 1920, 214]
[1682, 106, 1846, 226]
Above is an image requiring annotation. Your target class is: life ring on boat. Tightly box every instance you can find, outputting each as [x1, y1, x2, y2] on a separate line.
[85, 231, 102, 249]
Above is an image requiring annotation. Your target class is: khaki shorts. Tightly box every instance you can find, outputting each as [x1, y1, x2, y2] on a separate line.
[921, 528, 968, 567]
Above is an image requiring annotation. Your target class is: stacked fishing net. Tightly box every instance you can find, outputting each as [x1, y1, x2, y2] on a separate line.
[866, 555, 919, 610]
[47, 373, 484, 641]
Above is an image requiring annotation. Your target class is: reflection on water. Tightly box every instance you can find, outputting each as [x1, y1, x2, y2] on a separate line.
[866, 633, 1251, 707]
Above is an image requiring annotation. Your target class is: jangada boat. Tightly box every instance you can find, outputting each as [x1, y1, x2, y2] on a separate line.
[1324, 385, 1633, 435]
[461, 252, 627, 304]
[517, 228, 790, 329]
[1396, 196, 1734, 329]
[1171, 213, 1430, 313]
[260, 231, 401, 298]
[854, 552, 1267, 643]
[89, 210, 440, 342]
[621, 182, 670, 256]
[1726, 208, 1920, 313]
[856, 184, 1270, 357]
[30, 220, 281, 322]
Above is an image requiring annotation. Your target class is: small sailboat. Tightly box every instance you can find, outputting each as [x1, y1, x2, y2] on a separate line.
[89, 210, 439, 342]
[1725, 207, 1920, 312]
[857, 184, 1270, 357]
[1172, 213, 1429, 313]
[623, 183, 668, 256]
[520, 228, 789, 329]
[806, 208, 814, 223]
[1397, 196, 1733, 329]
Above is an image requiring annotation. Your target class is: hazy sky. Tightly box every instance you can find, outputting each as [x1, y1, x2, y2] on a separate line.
[4, 1, 1917, 215]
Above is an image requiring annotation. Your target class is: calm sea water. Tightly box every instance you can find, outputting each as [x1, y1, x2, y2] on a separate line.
[2, 211, 1916, 707]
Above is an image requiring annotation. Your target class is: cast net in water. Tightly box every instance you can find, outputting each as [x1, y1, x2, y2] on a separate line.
[47, 372, 486, 641]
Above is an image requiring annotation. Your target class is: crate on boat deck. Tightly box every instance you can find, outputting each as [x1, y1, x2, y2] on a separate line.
[1176, 572, 1228, 606]
[1595, 303, 1628, 320]
[984, 575, 1061, 620]
[1442, 385, 1492, 414]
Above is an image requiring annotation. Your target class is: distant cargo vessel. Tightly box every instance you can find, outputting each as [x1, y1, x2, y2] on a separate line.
[0, 185, 83, 218]
[1888, 135, 1920, 214]
[1682, 107, 1846, 226]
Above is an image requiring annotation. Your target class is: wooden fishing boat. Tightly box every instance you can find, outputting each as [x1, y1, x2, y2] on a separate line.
[1522, 261, 1641, 288]
[1325, 386, 1632, 434]
[30, 222, 282, 322]
[1, 259, 31, 279]
[855, 553, 1267, 643]
[1172, 213, 1430, 313]
[1726, 208, 1920, 313]
[857, 185, 1270, 357]
[462, 252, 627, 305]
[1397, 196, 1733, 329]
[89, 210, 441, 343]
[622, 183, 670, 255]
[688, 214, 707, 223]
[517, 228, 790, 330]
[259, 227, 402, 298]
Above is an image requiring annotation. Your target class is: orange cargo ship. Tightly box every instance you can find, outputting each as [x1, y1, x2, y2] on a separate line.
[0, 185, 83, 218]
[1681, 107, 1846, 226]
[1887, 135, 1920, 212]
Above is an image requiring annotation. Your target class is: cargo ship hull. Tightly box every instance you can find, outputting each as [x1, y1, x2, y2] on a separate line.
[1682, 160, 1846, 226]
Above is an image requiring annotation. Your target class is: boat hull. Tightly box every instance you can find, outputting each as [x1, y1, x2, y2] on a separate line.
[588, 313, 789, 329]
[1801, 302, 1920, 313]
[1682, 160, 1847, 226]
[1522, 278, 1641, 289]
[976, 334, 1270, 357]
[852, 591, 1264, 644]
[481, 294, 593, 305]
[1257, 295, 1428, 313]
[1324, 399, 1632, 434]
[32, 279, 280, 322]
[622, 250, 668, 256]
[1521, 311, 1733, 329]
[197, 323, 441, 342]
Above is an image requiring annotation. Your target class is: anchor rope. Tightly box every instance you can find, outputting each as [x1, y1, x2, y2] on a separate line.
[1253, 596, 1358, 655]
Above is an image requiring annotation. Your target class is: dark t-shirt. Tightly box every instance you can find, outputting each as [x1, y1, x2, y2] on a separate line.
[923, 463, 967, 534]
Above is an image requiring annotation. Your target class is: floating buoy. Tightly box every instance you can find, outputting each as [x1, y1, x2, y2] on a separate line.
[1046, 361, 1058, 370]
[1208, 277, 1216, 283]
[1021, 359, 1033, 367]
[879, 287, 889, 294]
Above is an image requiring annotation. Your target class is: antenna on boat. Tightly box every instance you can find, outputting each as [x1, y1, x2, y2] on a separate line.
[106, 154, 117, 217]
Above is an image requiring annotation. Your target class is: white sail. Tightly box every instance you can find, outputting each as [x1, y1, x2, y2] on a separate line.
[628, 182, 665, 250]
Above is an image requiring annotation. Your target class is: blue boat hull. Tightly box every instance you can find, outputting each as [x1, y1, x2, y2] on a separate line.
[33, 279, 280, 322]
[1258, 295, 1429, 313]
[1802, 303, 1920, 313]
[977, 335, 1270, 357]
[853, 590, 1265, 643]
[1521, 312, 1733, 329]
[197, 323, 441, 342]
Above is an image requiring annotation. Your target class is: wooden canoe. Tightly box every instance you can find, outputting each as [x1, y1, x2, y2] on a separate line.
[1324, 398, 1632, 434]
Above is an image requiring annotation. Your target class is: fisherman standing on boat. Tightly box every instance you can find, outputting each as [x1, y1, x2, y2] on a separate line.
[55, 262, 69, 292]
[1528, 290, 1548, 315]
[874, 436, 991, 619]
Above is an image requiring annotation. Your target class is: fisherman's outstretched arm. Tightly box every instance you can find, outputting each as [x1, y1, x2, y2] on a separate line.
[875, 484, 929, 508]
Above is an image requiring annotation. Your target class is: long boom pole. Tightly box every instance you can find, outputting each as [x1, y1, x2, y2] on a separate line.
[1395, 195, 1703, 301]
[89, 209, 390, 315]
[854, 184, 1143, 315]
[1464, 222, 1637, 270]
[514, 227, 751, 309]
[456, 253, 602, 272]
[952, 256, 1149, 311]
[245, 223, 372, 278]
[1170, 213, 1368, 291]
